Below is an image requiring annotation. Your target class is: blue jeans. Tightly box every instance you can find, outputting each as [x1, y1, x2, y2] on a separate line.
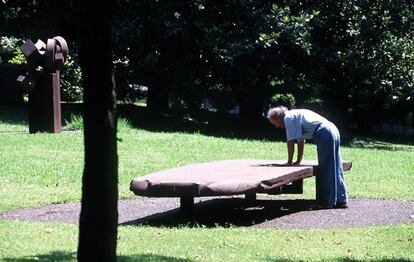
[314, 122, 348, 205]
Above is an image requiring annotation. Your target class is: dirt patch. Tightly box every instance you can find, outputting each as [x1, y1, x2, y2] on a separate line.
[1, 197, 413, 229]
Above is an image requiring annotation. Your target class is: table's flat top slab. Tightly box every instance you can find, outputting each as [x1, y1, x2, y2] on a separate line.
[130, 159, 352, 197]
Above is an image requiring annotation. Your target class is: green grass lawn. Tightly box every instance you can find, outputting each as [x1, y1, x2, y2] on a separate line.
[0, 104, 413, 261]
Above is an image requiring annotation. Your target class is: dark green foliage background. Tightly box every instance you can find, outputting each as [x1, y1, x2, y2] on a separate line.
[1, 0, 413, 130]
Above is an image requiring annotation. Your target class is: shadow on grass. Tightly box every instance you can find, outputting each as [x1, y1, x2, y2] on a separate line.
[344, 136, 414, 151]
[2, 251, 194, 261]
[0, 104, 28, 126]
[1, 103, 413, 147]
[0, 103, 282, 141]
[120, 198, 315, 228]
[265, 259, 412, 262]
[118, 254, 194, 262]
[118, 104, 414, 147]
[3, 251, 409, 262]
[2, 251, 76, 262]
[118, 104, 282, 142]
[109, 104, 414, 147]
[0, 103, 82, 132]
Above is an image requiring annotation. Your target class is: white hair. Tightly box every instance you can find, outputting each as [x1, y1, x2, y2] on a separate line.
[267, 106, 288, 120]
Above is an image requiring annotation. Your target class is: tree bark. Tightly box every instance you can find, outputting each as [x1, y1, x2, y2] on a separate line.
[76, 1, 118, 261]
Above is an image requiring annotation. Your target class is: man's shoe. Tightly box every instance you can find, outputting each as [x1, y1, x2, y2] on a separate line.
[309, 204, 334, 210]
[310, 203, 348, 210]
[335, 203, 348, 209]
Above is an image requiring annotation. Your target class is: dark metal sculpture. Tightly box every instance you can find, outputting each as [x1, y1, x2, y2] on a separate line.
[17, 36, 68, 133]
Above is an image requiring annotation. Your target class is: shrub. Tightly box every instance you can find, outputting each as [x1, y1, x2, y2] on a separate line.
[64, 114, 83, 131]
[0, 36, 22, 63]
[270, 93, 296, 109]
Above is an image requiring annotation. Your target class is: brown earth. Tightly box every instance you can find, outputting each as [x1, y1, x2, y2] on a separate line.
[1, 196, 413, 229]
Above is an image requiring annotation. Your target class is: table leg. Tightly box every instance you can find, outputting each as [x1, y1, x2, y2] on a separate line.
[180, 196, 194, 214]
[245, 192, 257, 203]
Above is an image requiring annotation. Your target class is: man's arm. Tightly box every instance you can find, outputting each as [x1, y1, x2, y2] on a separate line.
[295, 140, 305, 165]
[287, 140, 295, 164]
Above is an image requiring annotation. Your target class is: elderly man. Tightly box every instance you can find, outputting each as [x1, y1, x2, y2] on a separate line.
[267, 106, 348, 209]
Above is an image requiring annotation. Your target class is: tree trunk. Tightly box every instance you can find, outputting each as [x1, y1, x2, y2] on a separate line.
[76, 1, 118, 261]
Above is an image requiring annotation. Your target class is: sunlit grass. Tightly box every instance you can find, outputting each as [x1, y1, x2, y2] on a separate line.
[1, 109, 413, 211]
[0, 105, 413, 261]
[1, 220, 413, 261]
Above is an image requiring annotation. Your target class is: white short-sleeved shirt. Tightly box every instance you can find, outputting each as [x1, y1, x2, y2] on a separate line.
[284, 109, 328, 141]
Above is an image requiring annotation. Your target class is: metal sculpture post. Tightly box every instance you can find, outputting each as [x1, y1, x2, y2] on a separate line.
[17, 36, 68, 133]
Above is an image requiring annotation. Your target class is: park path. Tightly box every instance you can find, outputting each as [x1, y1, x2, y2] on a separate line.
[1, 197, 413, 229]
